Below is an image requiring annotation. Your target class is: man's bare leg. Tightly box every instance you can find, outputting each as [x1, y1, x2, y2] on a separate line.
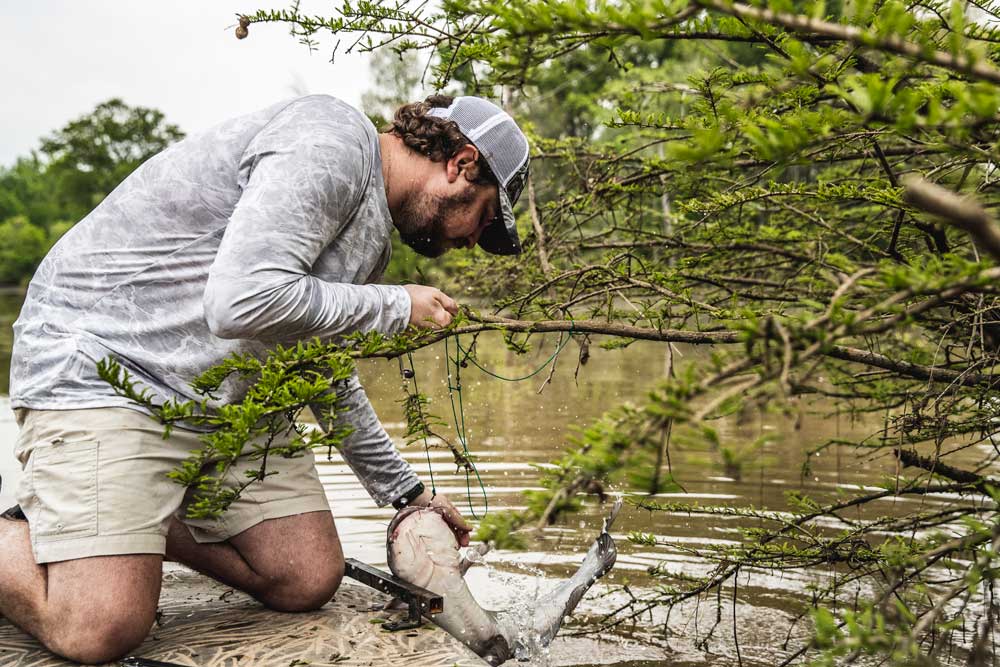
[0, 511, 341, 662]
[165, 510, 344, 612]
[0, 518, 162, 664]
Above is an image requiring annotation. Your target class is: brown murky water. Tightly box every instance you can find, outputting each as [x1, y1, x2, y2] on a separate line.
[0, 290, 992, 666]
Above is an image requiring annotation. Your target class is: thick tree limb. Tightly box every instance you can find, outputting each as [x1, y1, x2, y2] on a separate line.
[894, 447, 996, 489]
[902, 175, 1000, 262]
[825, 345, 990, 385]
[358, 314, 1000, 386]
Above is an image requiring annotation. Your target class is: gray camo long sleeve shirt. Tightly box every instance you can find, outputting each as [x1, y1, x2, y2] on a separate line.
[10, 95, 420, 506]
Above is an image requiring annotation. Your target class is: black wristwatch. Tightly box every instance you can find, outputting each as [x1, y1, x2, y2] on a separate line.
[391, 481, 426, 510]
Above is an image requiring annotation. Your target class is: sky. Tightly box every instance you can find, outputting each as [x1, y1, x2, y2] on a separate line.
[0, 1, 376, 165]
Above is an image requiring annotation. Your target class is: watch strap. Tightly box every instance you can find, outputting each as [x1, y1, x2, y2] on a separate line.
[391, 481, 426, 510]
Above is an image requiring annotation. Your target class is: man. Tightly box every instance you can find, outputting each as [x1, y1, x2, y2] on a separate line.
[0, 93, 530, 663]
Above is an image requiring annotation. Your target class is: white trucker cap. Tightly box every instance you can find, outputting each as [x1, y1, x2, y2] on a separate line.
[427, 97, 530, 255]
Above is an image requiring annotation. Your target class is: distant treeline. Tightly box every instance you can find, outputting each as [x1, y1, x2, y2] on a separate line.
[0, 99, 184, 286]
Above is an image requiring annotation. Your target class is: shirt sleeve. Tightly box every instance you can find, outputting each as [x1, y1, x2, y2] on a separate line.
[203, 99, 411, 342]
[311, 374, 420, 507]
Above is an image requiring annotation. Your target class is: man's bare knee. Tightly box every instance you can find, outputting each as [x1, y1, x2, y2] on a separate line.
[259, 560, 345, 612]
[48, 607, 154, 664]
[42, 554, 161, 663]
[229, 511, 345, 612]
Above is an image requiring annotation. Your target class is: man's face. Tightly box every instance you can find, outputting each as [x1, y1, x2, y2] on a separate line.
[395, 154, 501, 258]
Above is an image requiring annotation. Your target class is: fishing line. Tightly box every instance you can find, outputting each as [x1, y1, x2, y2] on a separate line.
[453, 323, 574, 382]
[400, 322, 576, 520]
[400, 352, 437, 498]
[443, 321, 576, 519]
[445, 335, 489, 519]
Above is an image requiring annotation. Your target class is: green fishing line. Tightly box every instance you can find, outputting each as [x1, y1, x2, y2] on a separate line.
[454, 325, 574, 382]
[443, 322, 576, 519]
[445, 335, 489, 519]
[401, 352, 437, 497]
[400, 324, 576, 519]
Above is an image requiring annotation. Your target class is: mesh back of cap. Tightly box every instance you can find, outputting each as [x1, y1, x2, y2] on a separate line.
[428, 97, 529, 192]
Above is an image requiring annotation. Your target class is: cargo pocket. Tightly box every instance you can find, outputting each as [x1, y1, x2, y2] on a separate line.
[29, 439, 99, 539]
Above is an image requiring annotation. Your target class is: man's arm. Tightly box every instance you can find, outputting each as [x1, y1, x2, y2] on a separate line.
[310, 374, 419, 507]
[204, 133, 410, 341]
[311, 374, 472, 545]
[203, 104, 460, 340]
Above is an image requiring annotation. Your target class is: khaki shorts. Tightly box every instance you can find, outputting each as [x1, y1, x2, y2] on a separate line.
[13, 407, 331, 564]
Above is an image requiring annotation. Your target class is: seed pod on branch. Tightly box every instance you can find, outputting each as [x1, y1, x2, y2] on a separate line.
[236, 15, 250, 40]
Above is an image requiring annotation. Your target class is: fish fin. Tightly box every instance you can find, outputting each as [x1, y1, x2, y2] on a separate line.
[593, 531, 617, 577]
[458, 542, 492, 576]
[602, 498, 623, 535]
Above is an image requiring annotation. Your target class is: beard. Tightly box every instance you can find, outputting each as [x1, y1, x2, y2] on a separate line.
[396, 187, 481, 258]
[399, 224, 448, 258]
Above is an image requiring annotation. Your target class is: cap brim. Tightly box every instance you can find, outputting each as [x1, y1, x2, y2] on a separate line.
[477, 187, 522, 256]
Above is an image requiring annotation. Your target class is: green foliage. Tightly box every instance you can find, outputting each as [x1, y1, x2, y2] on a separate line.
[475, 508, 530, 548]
[0, 99, 183, 285]
[0, 216, 48, 285]
[98, 338, 359, 519]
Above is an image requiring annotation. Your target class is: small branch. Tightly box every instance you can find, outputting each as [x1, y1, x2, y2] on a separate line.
[526, 173, 553, 277]
[699, 0, 1000, 85]
[536, 331, 564, 394]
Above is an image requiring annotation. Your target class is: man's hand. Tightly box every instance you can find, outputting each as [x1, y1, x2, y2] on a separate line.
[411, 489, 472, 547]
[404, 285, 458, 329]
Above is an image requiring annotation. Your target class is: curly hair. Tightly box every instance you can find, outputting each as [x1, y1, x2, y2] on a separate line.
[386, 94, 496, 185]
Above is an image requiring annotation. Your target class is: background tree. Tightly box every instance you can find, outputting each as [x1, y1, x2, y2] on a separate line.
[0, 216, 48, 285]
[362, 47, 426, 126]
[0, 99, 183, 285]
[39, 98, 184, 223]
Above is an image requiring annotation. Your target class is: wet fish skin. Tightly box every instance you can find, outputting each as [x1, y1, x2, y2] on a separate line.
[387, 506, 512, 663]
[386, 500, 621, 665]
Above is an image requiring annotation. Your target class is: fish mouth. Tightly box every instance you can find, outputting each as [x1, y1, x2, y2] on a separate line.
[386, 505, 450, 545]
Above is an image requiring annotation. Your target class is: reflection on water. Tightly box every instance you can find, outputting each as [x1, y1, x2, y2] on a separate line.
[0, 292, 992, 666]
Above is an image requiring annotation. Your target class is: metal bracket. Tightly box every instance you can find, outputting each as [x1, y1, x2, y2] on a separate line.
[344, 558, 443, 631]
[120, 657, 192, 667]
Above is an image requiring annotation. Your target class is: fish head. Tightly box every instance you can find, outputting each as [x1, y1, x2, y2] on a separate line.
[386, 506, 462, 583]
[386, 505, 426, 545]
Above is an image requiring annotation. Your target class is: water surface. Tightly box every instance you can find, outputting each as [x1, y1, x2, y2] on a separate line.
[0, 292, 991, 666]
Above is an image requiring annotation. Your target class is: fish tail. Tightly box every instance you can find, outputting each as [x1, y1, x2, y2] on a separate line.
[527, 501, 622, 646]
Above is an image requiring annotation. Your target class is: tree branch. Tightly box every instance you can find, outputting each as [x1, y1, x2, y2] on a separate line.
[902, 175, 1000, 262]
[699, 0, 1000, 85]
